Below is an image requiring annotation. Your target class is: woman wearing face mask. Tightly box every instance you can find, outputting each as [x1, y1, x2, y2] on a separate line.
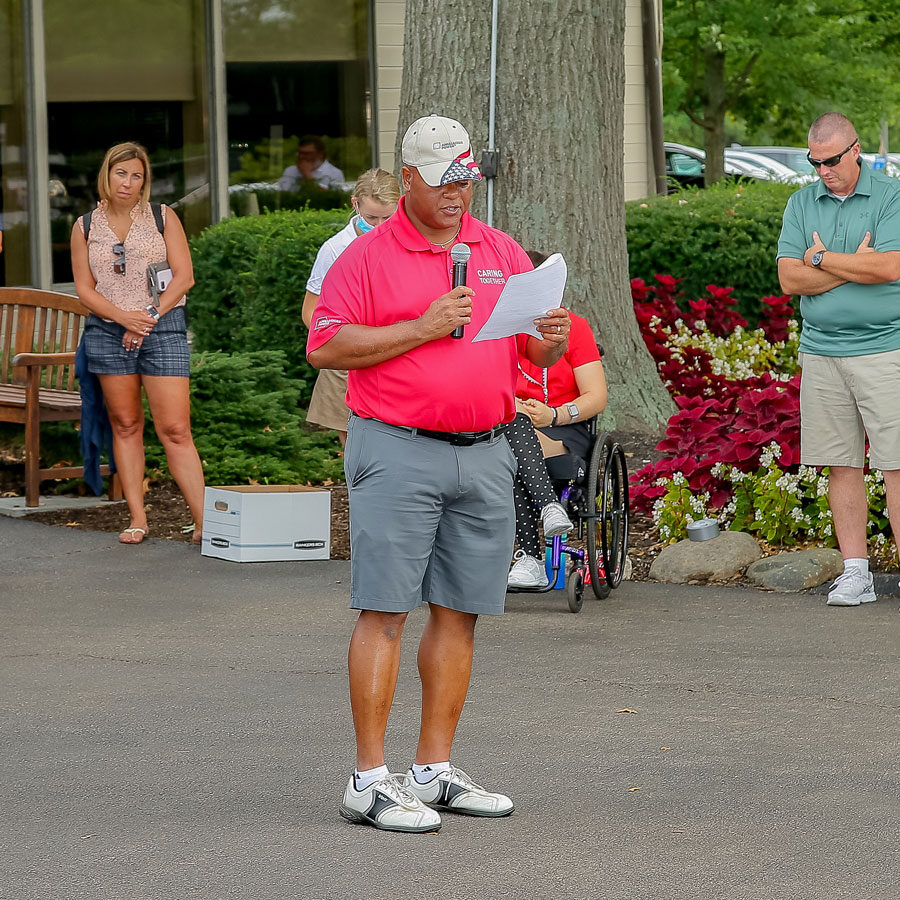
[301, 169, 401, 446]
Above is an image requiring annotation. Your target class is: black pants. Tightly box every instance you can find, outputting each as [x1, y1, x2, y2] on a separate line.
[505, 414, 559, 558]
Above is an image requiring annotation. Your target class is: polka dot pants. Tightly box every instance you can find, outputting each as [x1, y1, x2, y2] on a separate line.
[506, 413, 559, 558]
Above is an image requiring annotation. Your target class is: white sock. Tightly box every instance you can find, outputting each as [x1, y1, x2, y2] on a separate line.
[411, 761, 451, 784]
[844, 558, 869, 576]
[354, 764, 389, 790]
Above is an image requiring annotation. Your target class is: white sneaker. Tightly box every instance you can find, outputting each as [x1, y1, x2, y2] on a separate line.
[507, 550, 548, 588]
[826, 570, 877, 606]
[406, 766, 514, 818]
[339, 773, 442, 832]
[541, 501, 574, 538]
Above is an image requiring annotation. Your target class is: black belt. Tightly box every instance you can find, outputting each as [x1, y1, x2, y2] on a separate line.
[411, 424, 505, 446]
[359, 415, 505, 446]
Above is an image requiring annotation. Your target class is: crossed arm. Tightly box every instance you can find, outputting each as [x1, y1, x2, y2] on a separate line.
[778, 230, 900, 296]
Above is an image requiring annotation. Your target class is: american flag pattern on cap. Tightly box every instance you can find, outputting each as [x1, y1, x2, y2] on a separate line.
[440, 147, 482, 185]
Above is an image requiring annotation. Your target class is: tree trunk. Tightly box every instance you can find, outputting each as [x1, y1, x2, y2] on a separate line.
[702, 46, 727, 185]
[397, 0, 673, 432]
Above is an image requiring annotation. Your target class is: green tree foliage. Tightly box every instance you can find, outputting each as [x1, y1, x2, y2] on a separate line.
[143, 351, 344, 486]
[188, 208, 349, 403]
[664, 2, 900, 182]
[626, 180, 799, 319]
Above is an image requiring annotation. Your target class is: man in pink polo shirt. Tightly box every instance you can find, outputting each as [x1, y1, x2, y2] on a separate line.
[307, 114, 570, 833]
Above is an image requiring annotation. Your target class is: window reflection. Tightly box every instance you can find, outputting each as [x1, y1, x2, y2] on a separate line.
[0, 0, 30, 286]
[43, 0, 210, 283]
[224, 0, 370, 216]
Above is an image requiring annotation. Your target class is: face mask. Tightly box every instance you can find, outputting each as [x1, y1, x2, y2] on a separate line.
[355, 214, 374, 234]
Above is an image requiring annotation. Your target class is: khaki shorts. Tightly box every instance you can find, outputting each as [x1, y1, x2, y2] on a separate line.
[799, 348, 900, 470]
[306, 367, 349, 433]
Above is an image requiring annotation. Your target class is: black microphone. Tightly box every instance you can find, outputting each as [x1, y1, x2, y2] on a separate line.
[449, 242, 471, 340]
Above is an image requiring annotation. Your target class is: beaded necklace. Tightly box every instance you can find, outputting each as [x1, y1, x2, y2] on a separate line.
[517, 361, 549, 404]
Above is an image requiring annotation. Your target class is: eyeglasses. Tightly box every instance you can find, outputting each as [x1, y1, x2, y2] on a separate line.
[112, 242, 126, 276]
[807, 138, 859, 169]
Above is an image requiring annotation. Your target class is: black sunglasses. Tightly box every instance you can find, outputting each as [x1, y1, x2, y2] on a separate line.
[807, 138, 858, 169]
[112, 242, 126, 276]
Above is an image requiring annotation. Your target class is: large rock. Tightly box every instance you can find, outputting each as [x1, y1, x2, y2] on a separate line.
[746, 548, 843, 592]
[650, 530, 761, 583]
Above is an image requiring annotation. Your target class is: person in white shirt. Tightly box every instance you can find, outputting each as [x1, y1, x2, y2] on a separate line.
[279, 135, 345, 191]
[301, 168, 401, 445]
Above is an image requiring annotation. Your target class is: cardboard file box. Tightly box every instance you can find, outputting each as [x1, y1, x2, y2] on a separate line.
[201, 485, 331, 562]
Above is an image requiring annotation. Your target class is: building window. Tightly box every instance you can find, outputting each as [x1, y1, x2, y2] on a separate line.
[224, 0, 371, 215]
[0, 0, 29, 286]
[43, 0, 211, 284]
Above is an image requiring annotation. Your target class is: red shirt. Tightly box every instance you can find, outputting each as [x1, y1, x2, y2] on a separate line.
[307, 197, 533, 431]
[516, 311, 600, 405]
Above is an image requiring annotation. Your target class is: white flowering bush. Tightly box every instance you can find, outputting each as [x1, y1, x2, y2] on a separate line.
[661, 318, 799, 384]
[653, 444, 891, 555]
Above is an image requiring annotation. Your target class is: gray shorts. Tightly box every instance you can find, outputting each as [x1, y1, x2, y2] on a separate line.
[344, 415, 517, 615]
[82, 307, 191, 378]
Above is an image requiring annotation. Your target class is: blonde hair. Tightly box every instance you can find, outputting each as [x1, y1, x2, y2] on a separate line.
[97, 142, 152, 205]
[352, 168, 401, 206]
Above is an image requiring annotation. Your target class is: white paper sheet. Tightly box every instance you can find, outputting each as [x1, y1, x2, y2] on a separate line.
[471, 252, 567, 342]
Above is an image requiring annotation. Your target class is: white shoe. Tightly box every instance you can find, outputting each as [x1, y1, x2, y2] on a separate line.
[507, 550, 548, 588]
[541, 501, 574, 538]
[339, 773, 442, 832]
[406, 766, 514, 818]
[826, 570, 877, 606]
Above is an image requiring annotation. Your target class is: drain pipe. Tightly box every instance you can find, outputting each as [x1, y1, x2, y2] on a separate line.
[485, 0, 500, 226]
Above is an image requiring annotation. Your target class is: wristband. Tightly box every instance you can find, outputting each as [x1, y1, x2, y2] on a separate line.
[550, 407, 559, 426]
[145, 305, 160, 321]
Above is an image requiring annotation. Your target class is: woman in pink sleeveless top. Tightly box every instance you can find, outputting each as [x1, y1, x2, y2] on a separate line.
[70, 142, 204, 545]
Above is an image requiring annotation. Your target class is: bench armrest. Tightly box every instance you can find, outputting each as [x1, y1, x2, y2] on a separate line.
[12, 351, 76, 367]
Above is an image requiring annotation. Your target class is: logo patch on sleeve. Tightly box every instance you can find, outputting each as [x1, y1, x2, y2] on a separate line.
[314, 315, 344, 330]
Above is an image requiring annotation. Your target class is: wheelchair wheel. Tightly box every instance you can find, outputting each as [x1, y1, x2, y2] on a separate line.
[601, 442, 629, 588]
[567, 567, 585, 613]
[585, 434, 629, 598]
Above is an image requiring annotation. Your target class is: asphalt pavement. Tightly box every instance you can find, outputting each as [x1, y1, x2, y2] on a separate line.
[1, 517, 898, 900]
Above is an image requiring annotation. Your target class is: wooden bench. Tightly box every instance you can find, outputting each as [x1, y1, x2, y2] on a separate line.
[0, 287, 119, 507]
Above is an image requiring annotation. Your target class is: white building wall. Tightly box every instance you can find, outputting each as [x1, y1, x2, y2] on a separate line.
[374, 0, 405, 175]
[372, 0, 655, 199]
[623, 0, 654, 202]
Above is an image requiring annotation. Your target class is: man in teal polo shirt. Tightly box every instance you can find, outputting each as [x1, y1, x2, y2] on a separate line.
[777, 112, 900, 606]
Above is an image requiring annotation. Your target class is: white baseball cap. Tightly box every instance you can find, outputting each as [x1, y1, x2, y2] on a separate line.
[401, 115, 483, 187]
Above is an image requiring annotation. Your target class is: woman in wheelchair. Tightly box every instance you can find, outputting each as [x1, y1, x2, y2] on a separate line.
[507, 305, 608, 588]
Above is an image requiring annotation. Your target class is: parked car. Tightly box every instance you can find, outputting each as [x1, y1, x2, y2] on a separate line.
[740, 145, 900, 180]
[724, 149, 812, 184]
[739, 146, 815, 176]
[664, 141, 760, 191]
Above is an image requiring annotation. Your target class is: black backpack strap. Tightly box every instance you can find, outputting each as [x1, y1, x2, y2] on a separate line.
[82, 209, 92, 241]
[150, 202, 165, 235]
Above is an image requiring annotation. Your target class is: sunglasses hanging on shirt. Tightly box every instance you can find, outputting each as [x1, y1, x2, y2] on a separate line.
[112, 242, 126, 276]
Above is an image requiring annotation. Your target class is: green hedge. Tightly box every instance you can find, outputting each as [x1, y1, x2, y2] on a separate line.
[626, 181, 801, 320]
[188, 207, 350, 404]
[144, 350, 344, 486]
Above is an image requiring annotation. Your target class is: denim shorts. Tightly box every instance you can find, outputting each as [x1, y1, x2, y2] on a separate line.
[344, 415, 517, 616]
[82, 306, 190, 377]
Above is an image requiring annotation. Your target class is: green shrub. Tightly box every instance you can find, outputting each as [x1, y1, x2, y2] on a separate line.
[188, 208, 350, 403]
[626, 181, 801, 321]
[143, 350, 344, 486]
[229, 186, 350, 217]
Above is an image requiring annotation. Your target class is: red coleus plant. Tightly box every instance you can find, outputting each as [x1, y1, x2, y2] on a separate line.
[629, 275, 800, 514]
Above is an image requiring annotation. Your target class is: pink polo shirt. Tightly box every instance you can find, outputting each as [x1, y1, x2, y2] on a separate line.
[306, 197, 533, 431]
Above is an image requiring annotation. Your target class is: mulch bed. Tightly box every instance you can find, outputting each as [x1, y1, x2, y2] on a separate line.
[13, 430, 662, 572]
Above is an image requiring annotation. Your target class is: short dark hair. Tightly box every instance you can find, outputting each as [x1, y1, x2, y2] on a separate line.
[298, 135, 326, 155]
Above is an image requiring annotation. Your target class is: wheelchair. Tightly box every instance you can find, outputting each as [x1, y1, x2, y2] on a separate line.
[506, 418, 630, 613]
